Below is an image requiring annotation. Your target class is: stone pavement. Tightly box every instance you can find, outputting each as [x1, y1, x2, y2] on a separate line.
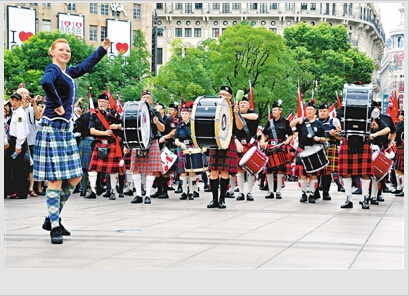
[2, 179, 407, 294]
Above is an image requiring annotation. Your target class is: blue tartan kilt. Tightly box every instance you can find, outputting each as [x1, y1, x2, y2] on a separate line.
[33, 118, 82, 181]
[79, 137, 94, 170]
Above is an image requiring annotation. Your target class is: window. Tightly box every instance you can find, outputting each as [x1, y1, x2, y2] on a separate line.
[232, 20, 237, 25]
[101, 4, 108, 15]
[332, 3, 336, 15]
[232, 3, 240, 10]
[42, 19, 51, 32]
[158, 20, 162, 26]
[212, 28, 219, 37]
[301, 3, 307, 10]
[67, 3, 76, 11]
[251, 21, 257, 26]
[29, 3, 38, 6]
[286, 21, 292, 26]
[212, 3, 220, 10]
[285, 3, 293, 10]
[175, 3, 182, 10]
[100, 26, 106, 41]
[157, 48, 163, 65]
[222, 28, 227, 34]
[133, 4, 141, 19]
[213, 21, 218, 26]
[195, 20, 201, 26]
[194, 28, 201, 37]
[260, 3, 268, 13]
[186, 21, 191, 26]
[349, 3, 353, 15]
[250, 3, 257, 10]
[222, 3, 229, 13]
[325, 3, 329, 15]
[36, 19, 38, 33]
[156, 3, 163, 9]
[343, 3, 347, 15]
[90, 3, 97, 14]
[310, 3, 316, 11]
[185, 28, 192, 37]
[310, 21, 315, 26]
[157, 28, 163, 37]
[223, 21, 228, 26]
[185, 3, 192, 13]
[42, 3, 51, 8]
[175, 28, 182, 37]
[261, 20, 266, 26]
[195, 3, 202, 9]
[112, 10, 120, 17]
[270, 3, 278, 10]
[270, 28, 277, 34]
[398, 36, 404, 48]
[271, 21, 276, 26]
[90, 25, 97, 41]
[176, 20, 181, 26]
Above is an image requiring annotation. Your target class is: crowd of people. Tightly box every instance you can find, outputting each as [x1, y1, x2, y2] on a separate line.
[4, 37, 404, 245]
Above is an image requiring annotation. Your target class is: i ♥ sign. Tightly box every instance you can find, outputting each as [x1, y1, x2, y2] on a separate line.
[19, 31, 33, 42]
[116, 42, 129, 54]
[64, 21, 71, 27]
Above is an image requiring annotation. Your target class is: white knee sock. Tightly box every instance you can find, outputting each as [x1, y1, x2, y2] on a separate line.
[299, 179, 308, 193]
[132, 173, 142, 197]
[396, 174, 403, 190]
[145, 175, 156, 197]
[189, 176, 196, 194]
[267, 174, 275, 192]
[229, 175, 235, 193]
[180, 176, 188, 194]
[237, 172, 245, 193]
[371, 179, 378, 198]
[126, 170, 134, 190]
[361, 179, 371, 200]
[110, 174, 117, 192]
[88, 171, 98, 193]
[247, 174, 255, 194]
[309, 179, 317, 195]
[343, 178, 352, 197]
[276, 174, 284, 193]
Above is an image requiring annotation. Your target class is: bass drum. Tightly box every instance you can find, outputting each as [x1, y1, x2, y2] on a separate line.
[122, 101, 151, 150]
[191, 96, 232, 150]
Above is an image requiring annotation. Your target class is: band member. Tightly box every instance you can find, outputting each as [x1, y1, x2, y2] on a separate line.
[168, 103, 183, 193]
[130, 90, 165, 204]
[259, 100, 293, 199]
[290, 99, 326, 203]
[234, 95, 259, 201]
[207, 85, 244, 209]
[337, 105, 390, 209]
[87, 93, 123, 200]
[393, 110, 404, 196]
[316, 101, 344, 200]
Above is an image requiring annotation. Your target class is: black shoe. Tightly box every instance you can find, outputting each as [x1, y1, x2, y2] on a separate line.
[102, 190, 111, 198]
[84, 191, 96, 199]
[118, 193, 124, 198]
[50, 226, 63, 244]
[144, 196, 151, 204]
[338, 187, 345, 192]
[158, 193, 169, 199]
[308, 195, 316, 203]
[168, 186, 175, 191]
[150, 190, 161, 198]
[42, 217, 71, 236]
[265, 192, 274, 199]
[391, 189, 402, 194]
[234, 187, 239, 192]
[395, 191, 404, 197]
[259, 185, 269, 191]
[246, 193, 254, 201]
[225, 191, 235, 198]
[204, 186, 211, 192]
[109, 192, 116, 200]
[313, 189, 321, 199]
[370, 198, 379, 205]
[207, 199, 219, 208]
[73, 187, 80, 194]
[218, 199, 226, 209]
[188, 193, 194, 200]
[322, 192, 331, 200]
[96, 188, 104, 196]
[383, 187, 391, 193]
[275, 192, 282, 199]
[193, 191, 199, 198]
[300, 193, 308, 202]
[180, 193, 188, 200]
[175, 185, 183, 194]
[236, 193, 245, 201]
[124, 188, 133, 196]
[377, 195, 385, 202]
[352, 189, 362, 195]
[141, 189, 146, 196]
[361, 200, 370, 209]
[80, 190, 86, 197]
[341, 200, 353, 208]
[131, 195, 143, 203]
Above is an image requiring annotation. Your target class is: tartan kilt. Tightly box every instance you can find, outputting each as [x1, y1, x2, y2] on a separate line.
[208, 139, 239, 174]
[89, 141, 120, 174]
[338, 140, 374, 177]
[123, 152, 132, 171]
[323, 145, 339, 174]
[284, 162, 295, 176]
[79, 137, 94, 170]
[130, 139, 162, 173]
[33, 118, 83, 181]
[394, 146, 404, 171]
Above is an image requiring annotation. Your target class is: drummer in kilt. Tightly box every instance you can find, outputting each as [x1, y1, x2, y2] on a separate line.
[207, 85, 244, 209]
[87, 93, 123, 200]
[316, 101, 344, 201]
[393, 110, 404, 196]
[290, 99, 326, 204]
[259, 100, 293, 200]
[129, 90, 165, 204]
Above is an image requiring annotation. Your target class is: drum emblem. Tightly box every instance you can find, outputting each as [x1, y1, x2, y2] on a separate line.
[222, 114, 227, 131]
[142, 113, 147, 124]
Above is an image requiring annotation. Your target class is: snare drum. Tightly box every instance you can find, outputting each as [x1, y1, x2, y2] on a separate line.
[266, 148, 287, 170]
[183, 147, 208, 173]
[122, 101, 151, 150]
[160, 147, 177, 174]
[372, 149, 393, 181]
[299, 145, 329, 173]
[239, 146, 268, 175]
[191, 96, 232, 149]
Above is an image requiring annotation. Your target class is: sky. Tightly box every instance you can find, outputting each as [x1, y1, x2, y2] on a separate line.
[378, 2, 404, 39]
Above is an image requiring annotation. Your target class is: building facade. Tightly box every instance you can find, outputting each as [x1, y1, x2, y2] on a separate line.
[378, 4, 405, 112]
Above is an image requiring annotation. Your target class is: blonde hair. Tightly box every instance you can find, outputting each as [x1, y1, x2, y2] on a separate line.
[48, 38, 69, 59]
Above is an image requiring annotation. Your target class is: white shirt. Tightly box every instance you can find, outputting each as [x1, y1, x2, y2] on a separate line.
[9, 106, 29, 149]
[24, 105, 37, 146]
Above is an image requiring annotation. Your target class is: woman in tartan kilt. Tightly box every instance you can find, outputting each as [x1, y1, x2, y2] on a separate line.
[35, 37, 111, 244]
[290, 99, 327, 204]
[129, 90, 165, 205]
[393, 110, 404, 196]
[207, 86, 244, 209]
[337, 107, 390, 209]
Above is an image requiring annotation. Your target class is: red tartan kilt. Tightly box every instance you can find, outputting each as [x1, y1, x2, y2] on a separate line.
[338, 140, 374, 177]
[89, 142, 120, 174]
[208, 139, 239, 174]
[394, 145, 404, 171]
[130, 139, 162, 173]
[123, 152, 132, 170]
[284, 162, 295, 175]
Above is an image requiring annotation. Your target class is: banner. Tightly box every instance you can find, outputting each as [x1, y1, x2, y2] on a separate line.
[106, 19, 131, 58]
[58, 13, 85, 39]
[7, 6, 36, 49]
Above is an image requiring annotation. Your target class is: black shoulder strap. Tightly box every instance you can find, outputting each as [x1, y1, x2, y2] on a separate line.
[269, 118, 279, 143]
[238, 112, 251, 142]
[304, 118, 316, 138]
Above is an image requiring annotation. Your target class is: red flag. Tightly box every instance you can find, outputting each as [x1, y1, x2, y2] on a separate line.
[248, 80, 255, 110]
[107, 86, 117, 111]
[328, 103, 336, 118]
[388, 88, 399, 124]
[88, 87, 95, 114]
[286, 111, 294, 122]
[297, 81, 305, 118]
[336, 90, 342, 109]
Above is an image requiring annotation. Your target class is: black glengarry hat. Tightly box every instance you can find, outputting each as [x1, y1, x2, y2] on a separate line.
[220, 85, 232, 95]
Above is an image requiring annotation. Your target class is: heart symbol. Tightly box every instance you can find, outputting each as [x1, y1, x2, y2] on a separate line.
[64, 21, 71, 27]
[19, 31, 33, 42]
[75, 22, 82, 29]
[116, 42, 129, 54]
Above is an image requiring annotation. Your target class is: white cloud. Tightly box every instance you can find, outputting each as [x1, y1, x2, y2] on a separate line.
[379, 3, 404, 39]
